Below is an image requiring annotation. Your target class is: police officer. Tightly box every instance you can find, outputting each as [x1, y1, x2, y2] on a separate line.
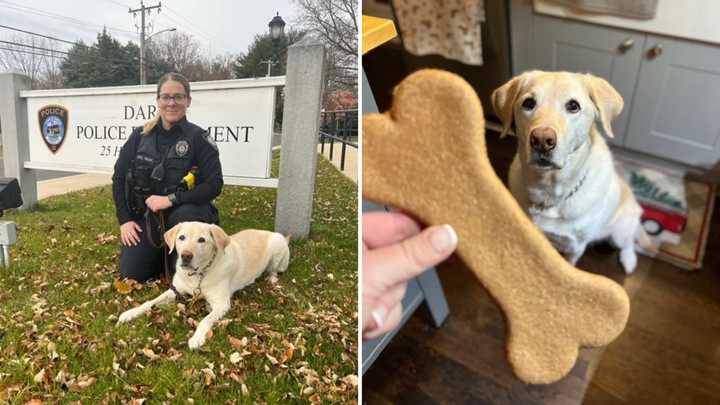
[112, 72, 223, 282]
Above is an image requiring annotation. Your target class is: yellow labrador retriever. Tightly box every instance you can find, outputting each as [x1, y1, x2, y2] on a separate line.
[492, 71, 650, 274]
[117, 222, 290, 349]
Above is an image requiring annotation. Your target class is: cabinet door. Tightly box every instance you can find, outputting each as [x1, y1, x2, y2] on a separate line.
[624, 35, 720, 169]
[532, 15, 645, 146]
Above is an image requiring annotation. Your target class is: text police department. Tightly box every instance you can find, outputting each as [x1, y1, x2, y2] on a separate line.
[76, 105, 255, 143]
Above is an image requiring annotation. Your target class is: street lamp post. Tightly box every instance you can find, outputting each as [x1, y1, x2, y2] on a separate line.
[140, 27, 176, 84]
[263, 12, 286, 77]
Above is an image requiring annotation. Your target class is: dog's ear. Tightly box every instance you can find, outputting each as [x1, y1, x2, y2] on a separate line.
[492, 71, 538, 138]
[583, 74, 623, 139]
[164, 223, 182, 254]
[209, 224, 230, 250]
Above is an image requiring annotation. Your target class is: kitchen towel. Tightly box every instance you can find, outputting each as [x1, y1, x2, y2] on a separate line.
[392, 0, 486, 65]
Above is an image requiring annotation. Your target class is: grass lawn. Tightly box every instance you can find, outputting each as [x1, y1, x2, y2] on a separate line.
[0, 154, 358, 404]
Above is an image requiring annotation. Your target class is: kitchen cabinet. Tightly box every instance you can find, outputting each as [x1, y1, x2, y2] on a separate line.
[624, 35, 720, 168]
[532, 15, 645, 147]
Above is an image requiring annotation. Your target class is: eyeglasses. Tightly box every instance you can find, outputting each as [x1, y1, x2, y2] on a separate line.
[158, 93, 188, 104]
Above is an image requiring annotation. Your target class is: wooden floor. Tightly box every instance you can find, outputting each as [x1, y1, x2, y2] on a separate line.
[363, 133, 720, 405]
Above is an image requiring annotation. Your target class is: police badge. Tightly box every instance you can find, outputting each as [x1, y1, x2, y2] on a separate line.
[175, 140, 189, 157]
[38, 105, 68, 154]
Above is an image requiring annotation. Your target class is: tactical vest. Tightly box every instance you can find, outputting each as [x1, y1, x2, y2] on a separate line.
[126, 124, 204, 215]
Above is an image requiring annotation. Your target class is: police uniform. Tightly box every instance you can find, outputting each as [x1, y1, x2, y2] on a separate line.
[112, 116, 223, 282]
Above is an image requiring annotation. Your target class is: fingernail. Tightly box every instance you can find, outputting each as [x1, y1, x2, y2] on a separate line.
[430, 224, 458, 253]
[370, 307, 387, 330]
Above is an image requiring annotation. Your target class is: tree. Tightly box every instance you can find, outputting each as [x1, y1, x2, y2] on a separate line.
[233, 29, 306, 79]
[293, 0, 358, 93]
[0, 34, 63, 89]
[61, 28, 139, 88]
[144, 31, 202, 81]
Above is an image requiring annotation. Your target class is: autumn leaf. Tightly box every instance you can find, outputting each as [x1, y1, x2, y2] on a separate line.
[341, 374, 358, 388]
[279, 344, 295, 364]
[228, 335, 244, 350]
[67, 374, 96, 391]
[114, 279, 132, 295]
[141, 348, 159, 361]
[229, 352, 242, 364]
[95, 232, 117, 245]
[33, 369, 47, 384]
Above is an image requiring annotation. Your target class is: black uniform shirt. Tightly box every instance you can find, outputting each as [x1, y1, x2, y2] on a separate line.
[111, 116, 223, 225]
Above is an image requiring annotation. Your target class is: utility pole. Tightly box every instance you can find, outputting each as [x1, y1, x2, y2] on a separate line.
[129, 1, 161, 85]
[260, 59, 276, 77]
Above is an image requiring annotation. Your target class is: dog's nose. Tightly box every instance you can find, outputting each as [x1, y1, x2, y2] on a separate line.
[530, 127, 557, 153]
[181, 251, 193, 263]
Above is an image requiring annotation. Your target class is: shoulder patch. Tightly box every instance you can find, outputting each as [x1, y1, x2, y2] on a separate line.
[203, 131, 218, 151]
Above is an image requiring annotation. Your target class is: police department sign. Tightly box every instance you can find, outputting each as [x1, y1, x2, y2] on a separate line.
[22, 77, 285, 187]
[38, 105, 68, 154]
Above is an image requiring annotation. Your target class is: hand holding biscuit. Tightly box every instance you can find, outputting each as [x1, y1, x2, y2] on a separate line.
[362, 212, 457, 340]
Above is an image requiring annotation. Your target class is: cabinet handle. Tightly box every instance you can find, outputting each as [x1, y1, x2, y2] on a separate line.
[618, 38, 635, 52]
[648, 44, 664, 58]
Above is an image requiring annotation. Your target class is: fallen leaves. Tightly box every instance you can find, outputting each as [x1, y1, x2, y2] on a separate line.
[229, 352, 242, 364]
[228, 335, 248, 350]
[114, 278, 142, 295]
[141, 348, 159, 361]
[95, 232, 117, 245]
[0, 168, 358, 403]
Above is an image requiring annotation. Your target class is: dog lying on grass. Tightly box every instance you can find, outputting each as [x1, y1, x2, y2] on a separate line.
[117, 222, 290, 349]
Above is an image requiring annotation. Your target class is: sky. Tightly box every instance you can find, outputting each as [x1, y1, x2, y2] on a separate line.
[0, 0, 298, 57]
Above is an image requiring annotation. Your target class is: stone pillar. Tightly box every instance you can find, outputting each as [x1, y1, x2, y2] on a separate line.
[0, 73, 37, 210]
[274, 37, 327, 239]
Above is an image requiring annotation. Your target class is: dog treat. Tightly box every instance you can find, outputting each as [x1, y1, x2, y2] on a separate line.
[363, 69, 630, 384]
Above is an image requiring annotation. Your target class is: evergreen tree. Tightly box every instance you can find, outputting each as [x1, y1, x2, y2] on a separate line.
[233, 29, 305, 78]
[61, 28, 140, 88]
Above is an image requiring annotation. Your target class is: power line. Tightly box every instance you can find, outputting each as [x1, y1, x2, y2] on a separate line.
[157, 8, 234, 55]
[0, 24, 76, 45]
[0, 39, 69, 54]
[0, 46, 66, 59]
[0, 0, 137, 36]
[162, 5, 213, 41]
[103, 0, 133, 9]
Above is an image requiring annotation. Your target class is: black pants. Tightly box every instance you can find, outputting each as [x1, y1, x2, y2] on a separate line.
[119, 203, 219, 282]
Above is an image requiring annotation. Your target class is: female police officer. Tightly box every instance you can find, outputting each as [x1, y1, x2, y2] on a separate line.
[112, 72, 223, 282]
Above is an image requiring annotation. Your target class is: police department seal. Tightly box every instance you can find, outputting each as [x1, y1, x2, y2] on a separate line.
[175, 140, 189, 157]
[38, 105, 68, 154]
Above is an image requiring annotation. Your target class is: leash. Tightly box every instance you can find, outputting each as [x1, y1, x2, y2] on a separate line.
[143, 208, 185, 301]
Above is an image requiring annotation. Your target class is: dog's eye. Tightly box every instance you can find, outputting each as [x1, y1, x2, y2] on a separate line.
[565, 99, 581, 113]
[521, 97, 536, 111]
[198, 237, 206, 243]
[178, 235, 185, 241]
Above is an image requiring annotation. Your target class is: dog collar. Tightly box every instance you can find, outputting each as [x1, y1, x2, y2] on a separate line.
[187, 246, 218, 278]
[528, 169, 590, 212]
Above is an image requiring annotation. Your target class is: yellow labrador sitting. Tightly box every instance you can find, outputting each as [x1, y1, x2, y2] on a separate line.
[492, 71, 651, 274]
[117, 222, 290, 349]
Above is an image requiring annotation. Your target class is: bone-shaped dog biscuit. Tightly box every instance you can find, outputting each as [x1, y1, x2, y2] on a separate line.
[363, 69, 630, 384]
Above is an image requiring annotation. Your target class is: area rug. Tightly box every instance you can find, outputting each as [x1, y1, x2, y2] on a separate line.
[617, 161, 716, 270]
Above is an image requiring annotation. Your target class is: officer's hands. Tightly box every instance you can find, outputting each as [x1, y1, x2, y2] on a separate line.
[120, 221, 143, 246]
[145, 195, 172, 213]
